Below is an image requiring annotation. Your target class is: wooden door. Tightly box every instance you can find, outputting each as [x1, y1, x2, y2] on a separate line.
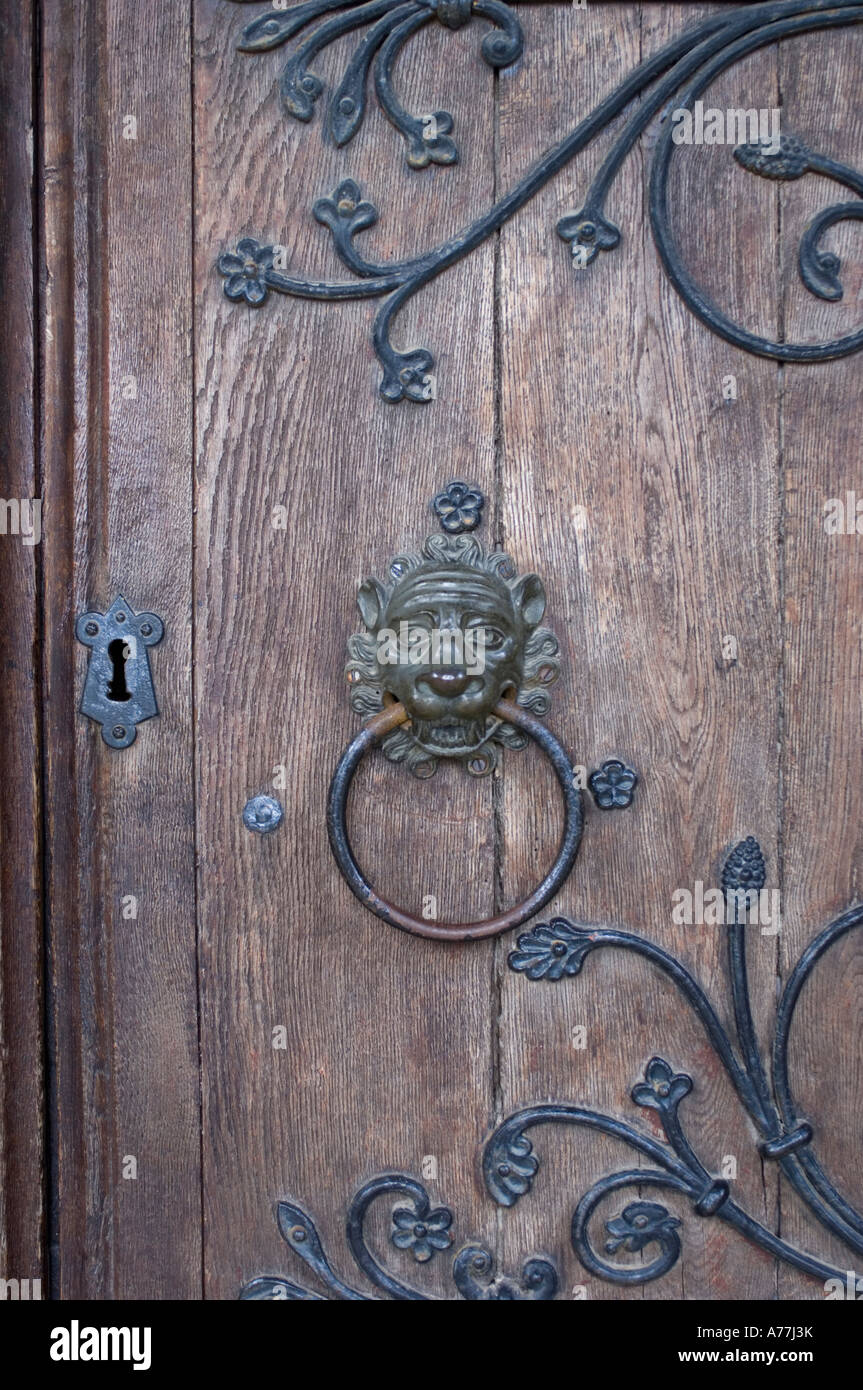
[3, 0, 863, 1303]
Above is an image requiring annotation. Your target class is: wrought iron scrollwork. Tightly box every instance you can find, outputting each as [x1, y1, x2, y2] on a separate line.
[218, 0, 863, 400]
[228, 0, 522, 168]
[240, 1174, 557, 1300]
[242, 837, 863, 1298]
[499, 837, 863, 1287]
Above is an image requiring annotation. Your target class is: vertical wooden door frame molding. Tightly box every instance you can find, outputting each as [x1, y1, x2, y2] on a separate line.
[0, 0, 45, 1293]
[38, 0, 201, 1298]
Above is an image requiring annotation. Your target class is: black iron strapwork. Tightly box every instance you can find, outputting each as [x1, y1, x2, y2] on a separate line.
[75, 595, 164, 748]
[218, 0, 863, 399]
[240, 838, 863, 1298]
[227, 0, 522, 169]
[240, 1174, 557, 1301]
[500, 837, 863, 1287]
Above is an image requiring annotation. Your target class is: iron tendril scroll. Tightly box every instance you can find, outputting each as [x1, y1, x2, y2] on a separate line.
[242, 838, 863, 1299]
[218, 0, 863, 401]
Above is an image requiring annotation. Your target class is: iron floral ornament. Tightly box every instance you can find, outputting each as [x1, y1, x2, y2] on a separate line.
[218, 0, 863, 401]
[242, 838, 863, 1298]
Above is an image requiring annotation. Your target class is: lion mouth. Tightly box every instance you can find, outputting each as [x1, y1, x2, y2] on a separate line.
[411, 718, 488, 751]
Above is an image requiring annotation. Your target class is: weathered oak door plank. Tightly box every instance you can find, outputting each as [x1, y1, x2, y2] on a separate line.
[194, 0, 499, 1299]
[776, 23, 863, 1298]
[496, 2, 784, 1300]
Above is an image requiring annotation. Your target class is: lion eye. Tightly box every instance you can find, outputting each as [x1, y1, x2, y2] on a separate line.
[473, 625, 505, 650]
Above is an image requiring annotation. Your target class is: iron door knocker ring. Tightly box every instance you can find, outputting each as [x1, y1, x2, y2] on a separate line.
[326, 482, 595, 942]
[327, 696, 584, 942]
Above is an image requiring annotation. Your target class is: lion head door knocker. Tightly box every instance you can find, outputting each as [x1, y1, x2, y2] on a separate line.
[327, 482, 636, 942]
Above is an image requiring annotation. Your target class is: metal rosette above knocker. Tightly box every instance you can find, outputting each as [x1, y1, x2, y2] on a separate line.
[218, 0, 863, 400]
[326, 482, 637, 942]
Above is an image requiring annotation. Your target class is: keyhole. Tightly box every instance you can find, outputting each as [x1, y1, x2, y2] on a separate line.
[107, 639, 132, 702]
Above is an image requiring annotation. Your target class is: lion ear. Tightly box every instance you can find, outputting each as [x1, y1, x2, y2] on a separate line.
[357, 578, 386, 630]
[511, 573, 546, 627]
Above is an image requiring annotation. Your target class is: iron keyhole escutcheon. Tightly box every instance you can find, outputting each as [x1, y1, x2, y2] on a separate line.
[76, 595, 164, 748]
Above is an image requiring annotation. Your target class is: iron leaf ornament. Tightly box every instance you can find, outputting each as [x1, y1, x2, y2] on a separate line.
[218, 0, 863, 401]
[242, 839, 863, 1298]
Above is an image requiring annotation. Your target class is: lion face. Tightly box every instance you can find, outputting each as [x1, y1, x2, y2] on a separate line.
[380, 566, 536, 756]
[346, 528, 559, 777]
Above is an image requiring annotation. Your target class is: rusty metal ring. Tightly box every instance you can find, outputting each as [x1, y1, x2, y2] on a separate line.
[327, 699, 583, 942]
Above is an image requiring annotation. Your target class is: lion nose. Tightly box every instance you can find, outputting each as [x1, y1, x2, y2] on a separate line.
[425, 667, 469, 697]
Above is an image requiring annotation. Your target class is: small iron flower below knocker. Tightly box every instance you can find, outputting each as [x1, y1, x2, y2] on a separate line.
[326, 482, 638, 941]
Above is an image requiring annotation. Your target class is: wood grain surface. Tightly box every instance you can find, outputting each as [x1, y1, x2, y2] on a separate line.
[4, 0, 860, 1299]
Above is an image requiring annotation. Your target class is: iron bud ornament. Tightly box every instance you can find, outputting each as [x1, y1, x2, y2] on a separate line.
[327, 483, 636, 942]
